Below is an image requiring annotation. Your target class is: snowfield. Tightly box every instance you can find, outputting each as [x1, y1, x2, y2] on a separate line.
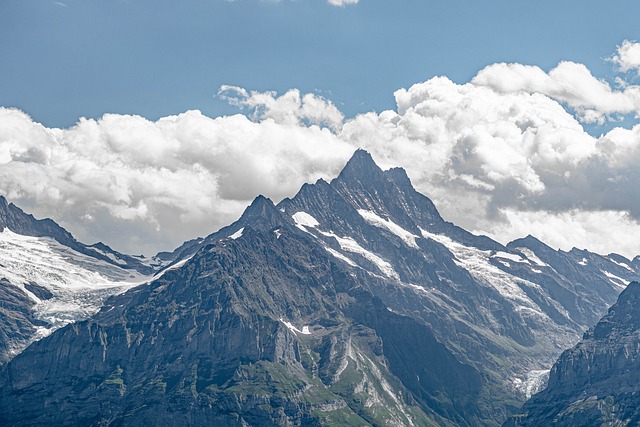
[420, 228, 547, 315]
[357, 209, 419, 248]
[293, 211, 400, 280]
[0, 229, 150, 336]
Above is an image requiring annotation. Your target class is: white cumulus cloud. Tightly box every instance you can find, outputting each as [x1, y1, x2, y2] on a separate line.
[472, 61, 640, 123]
[612, 40, 640, 75]
[218, 85, 344, 131]
[0, 108, 352, 255]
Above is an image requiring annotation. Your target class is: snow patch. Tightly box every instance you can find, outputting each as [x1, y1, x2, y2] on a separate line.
[602, 270, 629, 290]
[291, 210, 399, 280]
[280, 319, 311, 335]
[292, 211, 320, 229]
[229, 227, 244, 240]
[578, 258, 588, 266]
[321, 231, 399, 280]
[324, 246, 358, 267]
[515, 247, 548, 267]
[492, 251, 527, 264]
[357, 209, 419, 249]
[608, 257, 635, 273]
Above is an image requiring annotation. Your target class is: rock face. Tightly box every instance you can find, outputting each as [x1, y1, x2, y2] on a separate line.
[0, 278, 43, 361]
[505, 281, 640, 426]
[1, 150, 639, 426]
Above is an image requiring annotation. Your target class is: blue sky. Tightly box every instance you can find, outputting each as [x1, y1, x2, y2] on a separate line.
[2, 0, 640, 257]
[2, 0, 639, 128]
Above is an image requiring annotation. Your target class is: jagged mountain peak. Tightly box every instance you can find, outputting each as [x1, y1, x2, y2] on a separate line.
[329, 149, 440, 222]
[5, 150, 640, 426]
[237, 195, 282, 231]
[508, 234, 548, 249]
[334, 148, 385, 184]
[157, 195, 288, 264]
[384, 166, 413, 188]
[238, 194, 276, 217]
[247, 194, 274, 208]
[588, 281, 640, 340]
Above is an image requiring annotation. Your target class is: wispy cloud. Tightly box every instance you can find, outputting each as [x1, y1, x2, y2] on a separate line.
[327, 0, 360, 6]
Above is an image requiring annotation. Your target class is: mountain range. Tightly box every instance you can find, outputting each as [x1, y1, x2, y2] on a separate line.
[0, 150, 638, 426]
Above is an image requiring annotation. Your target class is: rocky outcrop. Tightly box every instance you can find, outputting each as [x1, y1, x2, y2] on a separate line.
[0, 278, 43, 363]
[505, 281, 640, 426]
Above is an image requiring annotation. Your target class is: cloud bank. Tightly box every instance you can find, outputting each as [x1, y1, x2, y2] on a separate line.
[2, 42, 640, 257]
[0, 108, 352, 255]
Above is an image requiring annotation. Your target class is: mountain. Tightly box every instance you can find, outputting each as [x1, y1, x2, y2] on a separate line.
[0, 197, 483, 426]
[0, 196, 155, 362]
[274, 150, 639, 411]
[1, 150, 638, 425]
[505, 281, 640, 426]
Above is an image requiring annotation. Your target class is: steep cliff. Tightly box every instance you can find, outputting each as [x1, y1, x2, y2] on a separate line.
[505, 281, 640, 426]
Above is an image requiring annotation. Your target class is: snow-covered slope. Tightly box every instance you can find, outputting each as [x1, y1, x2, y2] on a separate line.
[0, 229, 150, 357]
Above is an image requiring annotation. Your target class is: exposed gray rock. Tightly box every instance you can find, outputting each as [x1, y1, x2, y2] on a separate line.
[505, 281, 640, 426]
[0, 278, 42, 363]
